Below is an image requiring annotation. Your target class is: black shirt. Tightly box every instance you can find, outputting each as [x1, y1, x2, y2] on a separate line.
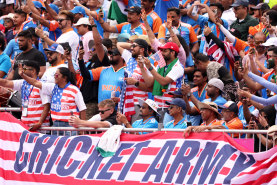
[79, 53, 110, 103]
[102, 111, 117, 126]
[13, 48, 46, 80]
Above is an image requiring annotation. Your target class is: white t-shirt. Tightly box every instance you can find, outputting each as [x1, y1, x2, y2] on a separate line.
[56, 29, 79, 69]
[41, 63, 68, 83]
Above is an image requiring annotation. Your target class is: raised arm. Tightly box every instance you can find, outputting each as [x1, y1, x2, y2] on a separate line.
[18, 64, 42, 89]
[248, 72, 277, 93]
[141, 9, 156, 46]
[187, 2, 199, 21]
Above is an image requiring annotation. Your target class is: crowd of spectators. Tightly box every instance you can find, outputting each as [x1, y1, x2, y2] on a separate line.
[1, 0, 277, 151]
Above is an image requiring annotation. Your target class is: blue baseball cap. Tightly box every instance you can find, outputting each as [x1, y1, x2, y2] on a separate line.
[71, 6, 86, 16]
[231, 0, 249, 7]
[44, 43, 64, 55]
[33, 1, 46, 10]
[166, 98, 186, 110]
[49, 4, 59, 14]
[168, 88, 183, 96]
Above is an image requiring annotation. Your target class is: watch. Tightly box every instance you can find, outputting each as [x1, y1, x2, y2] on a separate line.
[91, 24, 97, 28]
[148, 66, 154, 71]
[134, 81, 140, 87]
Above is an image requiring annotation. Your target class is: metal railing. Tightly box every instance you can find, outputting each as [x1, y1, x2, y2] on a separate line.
[38, 127, 274, 153]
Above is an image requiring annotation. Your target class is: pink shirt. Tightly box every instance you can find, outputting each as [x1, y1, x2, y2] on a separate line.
[81, 31, 93, 62]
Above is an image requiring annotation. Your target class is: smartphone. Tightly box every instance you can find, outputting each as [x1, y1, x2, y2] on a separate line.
[79, 40, 83, 48]
[250, 48, 255, 54]
[99, 7, 103, 18]
[187, 122, 192, 127]
[239, 58, 243, 68]
[36, 20, 41, 28]
[204, 21, 208, 27]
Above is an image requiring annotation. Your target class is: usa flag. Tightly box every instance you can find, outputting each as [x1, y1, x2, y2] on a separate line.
[150, 50, 166, 68]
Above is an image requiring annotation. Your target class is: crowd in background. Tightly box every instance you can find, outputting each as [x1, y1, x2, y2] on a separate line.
[0, 0, 277, 152]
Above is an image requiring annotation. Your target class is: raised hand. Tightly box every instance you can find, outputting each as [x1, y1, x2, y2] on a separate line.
[141, 8, 147, 22]
[165, 18, 172, 30]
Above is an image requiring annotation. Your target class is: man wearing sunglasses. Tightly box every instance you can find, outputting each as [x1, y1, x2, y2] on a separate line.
[41, 43, 67, 83]
[0, 60, 50, 132]
[230, 0, 259, 41]
[69, 99, 118, 128]
[35, 10, 79, 70]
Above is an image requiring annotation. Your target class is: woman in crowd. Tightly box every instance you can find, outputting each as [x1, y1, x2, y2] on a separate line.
[18, 65, 86, 136]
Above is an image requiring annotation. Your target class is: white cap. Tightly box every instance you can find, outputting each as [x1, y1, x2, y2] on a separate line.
[138, 98, 159, 115]
[74, 17, 91, 26]
[208, 78, 224, 91]
[262, 37, 277, 47]
[1, 13, 14, 22]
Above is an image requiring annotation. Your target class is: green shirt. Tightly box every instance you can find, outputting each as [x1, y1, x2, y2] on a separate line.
[230, 14, 259, 41]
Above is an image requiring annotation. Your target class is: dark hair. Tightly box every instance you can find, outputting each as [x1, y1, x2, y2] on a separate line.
[210, 3, 224, 13]
[167, 7, 180, 16]
[102, 38, 113, 49]
[260, 105, 276, 127]
[266, 10, 277, 26]
[0, 36, 5, 51]
[134, 39, 149, 57]
[194, 68, 207, 78]
[176, 35, 189, 57]
[14, 9, 27, 20]
[195, 53, 209, 63]
[24, 60, 40, 75]
[59, 10, 74, 25]
[271, 47, 277, 55]
[26, 27, 38, 38]
[17, 30, 32, 39]
[58, 67, 76, 85]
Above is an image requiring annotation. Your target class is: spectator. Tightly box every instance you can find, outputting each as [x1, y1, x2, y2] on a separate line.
[158, 7, 199, 55]
[7, 30, 46, 80]
[220, 101, 244, 134]
[35, 10, 79, 70]
[116, 99, 159, 134]
[143, 42, 184, 122]
[141, 0, 162, 35]
[154, 0, 179, 22]
[71, 6, 86, 23]
[19, 66, 86, 136]
[41, 43, 68, 83]
[230, 0, 259, 41]
[164, 98, 188, 129]
[98, 6, 146, 36]
[74, 17, 92, 62]
[69, 99, 118, 128]
[6, 9, 26, 43]
[2, 13, 14, 35]
[0, 60, 50, 131]
[184, 102, 227, 136]
[188, 2, 228, 54]
[117, 38, 152, 123]
[0, 36, 11, 78]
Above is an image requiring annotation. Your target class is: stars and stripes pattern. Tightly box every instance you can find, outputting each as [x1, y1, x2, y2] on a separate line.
[150, 50, 166, 68]
[0, 112, 277, 184]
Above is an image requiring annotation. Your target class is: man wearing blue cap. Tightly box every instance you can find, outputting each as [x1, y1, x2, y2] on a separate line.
[164, 98, 188, 129]
[41, 43, 68, 83]
[230, 0, 259, 41]
[71, 6, 86, 23]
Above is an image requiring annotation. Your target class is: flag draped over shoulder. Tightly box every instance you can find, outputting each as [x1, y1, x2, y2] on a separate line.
[1, 112, 277, 185]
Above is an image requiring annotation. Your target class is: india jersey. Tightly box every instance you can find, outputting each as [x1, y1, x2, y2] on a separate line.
[115, 22, 146, 35]
[89, 66, 125, 103]
[146, 11, 162, 35]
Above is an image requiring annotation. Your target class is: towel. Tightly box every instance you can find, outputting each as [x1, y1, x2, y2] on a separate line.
[96, 125, 124, 157]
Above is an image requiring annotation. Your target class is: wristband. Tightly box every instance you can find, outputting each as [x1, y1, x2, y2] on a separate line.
[148, 66, 154, 71]
[91, 24, 97, 28]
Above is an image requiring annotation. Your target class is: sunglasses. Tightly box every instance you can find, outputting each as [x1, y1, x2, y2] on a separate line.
[57, 19, 68, 23]
[99, 108, 110, 114]
[131, 44, 140, 48]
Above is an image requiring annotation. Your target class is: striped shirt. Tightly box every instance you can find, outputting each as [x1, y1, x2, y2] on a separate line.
[41, 83, 86, 122]
[13, 80, 50, 127]
[154, 60, 184, 108]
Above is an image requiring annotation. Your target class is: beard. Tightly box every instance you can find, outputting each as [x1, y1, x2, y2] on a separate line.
[48, 57, 57, 65]
[19, 44, 28, 51]
[132, 53, 138, 58]
[109, 59, 119, 65]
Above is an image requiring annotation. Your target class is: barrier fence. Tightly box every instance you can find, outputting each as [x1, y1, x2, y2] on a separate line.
[39, 127, 274, 153]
